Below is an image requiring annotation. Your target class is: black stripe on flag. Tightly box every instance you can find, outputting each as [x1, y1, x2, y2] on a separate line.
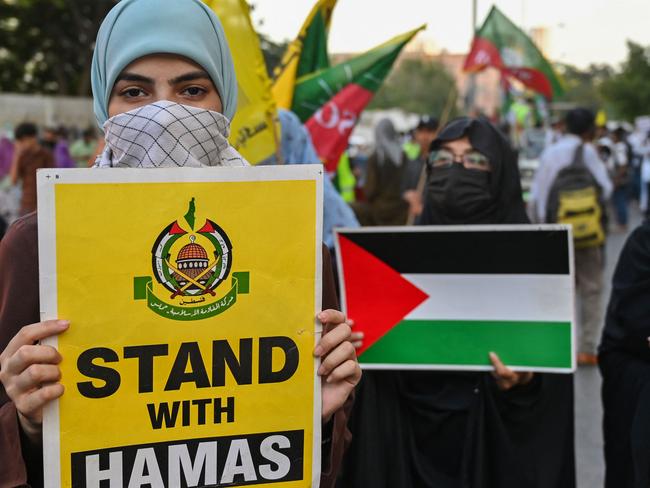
[339, 229, 570, 275]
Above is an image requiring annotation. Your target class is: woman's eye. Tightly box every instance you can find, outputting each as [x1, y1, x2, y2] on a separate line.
[467, 154, 488, 166]
[183, 86, 206, 96]
[430, 150, 453, 166]
[122, 88, 146, 98]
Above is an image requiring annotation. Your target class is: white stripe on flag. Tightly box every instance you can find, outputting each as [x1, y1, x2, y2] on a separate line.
[403, 274, 573, 323]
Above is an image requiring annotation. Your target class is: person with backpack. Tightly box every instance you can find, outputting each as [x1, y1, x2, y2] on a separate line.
[531, 108, 612, 366]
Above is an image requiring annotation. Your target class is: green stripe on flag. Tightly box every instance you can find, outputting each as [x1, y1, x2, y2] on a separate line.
[360, 320, 572, 369]
[295, 9, 330, 78]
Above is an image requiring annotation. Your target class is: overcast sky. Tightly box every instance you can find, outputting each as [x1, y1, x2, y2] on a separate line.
[251, 0, 650, 69]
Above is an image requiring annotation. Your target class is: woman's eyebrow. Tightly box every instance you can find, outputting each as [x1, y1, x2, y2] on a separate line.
[168, 71, 212, 85]
[114, 73, 154, 84]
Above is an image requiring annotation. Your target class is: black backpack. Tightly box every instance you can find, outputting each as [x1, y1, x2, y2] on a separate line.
[546, 144, 605, 249]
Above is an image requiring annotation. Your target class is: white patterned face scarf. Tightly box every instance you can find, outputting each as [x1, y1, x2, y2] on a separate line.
[95, 100, 248, 168]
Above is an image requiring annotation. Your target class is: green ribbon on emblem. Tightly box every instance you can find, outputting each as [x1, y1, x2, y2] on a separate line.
[133, 272, 249, 321]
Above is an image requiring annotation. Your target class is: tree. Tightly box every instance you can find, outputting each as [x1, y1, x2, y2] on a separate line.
[368, 58, 458, 117]
[0, 0, 287, 96]
[601, 41, 650, 120]
[0, 0, 116, 96]
[555, 62, 613, 110]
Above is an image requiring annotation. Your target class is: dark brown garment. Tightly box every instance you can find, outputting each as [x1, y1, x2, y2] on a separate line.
[0, 212, 351, 488]
[15, 146, 54, 215]
[351, 151, 409, 226]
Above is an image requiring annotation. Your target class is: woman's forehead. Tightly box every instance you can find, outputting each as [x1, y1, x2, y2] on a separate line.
[440, 136, 472, 151]
[119, 54, 206, 78]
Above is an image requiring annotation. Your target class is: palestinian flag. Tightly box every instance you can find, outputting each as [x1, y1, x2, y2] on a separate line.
[271, 0, 337, 110]
[292, 26, 424, 172]
[464, 6, 564, 100]
[335, 226, 575, 372]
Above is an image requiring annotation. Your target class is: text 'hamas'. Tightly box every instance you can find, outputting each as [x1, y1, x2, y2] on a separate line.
[74, 336, 304, 487]
[72, 430, 303, 487]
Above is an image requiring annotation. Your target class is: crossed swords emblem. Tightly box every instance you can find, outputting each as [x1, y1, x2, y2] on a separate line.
[165, 254, 222, 299]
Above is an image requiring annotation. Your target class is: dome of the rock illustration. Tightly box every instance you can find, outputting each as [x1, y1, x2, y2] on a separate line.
[173, 235, 214, 287]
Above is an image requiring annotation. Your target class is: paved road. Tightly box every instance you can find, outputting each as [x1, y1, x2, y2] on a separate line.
[575, 208, 643, 488]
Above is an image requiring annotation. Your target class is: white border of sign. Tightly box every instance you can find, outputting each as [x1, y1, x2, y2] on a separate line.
[334, 224, 575, 374]
[37, 165, 324, 488]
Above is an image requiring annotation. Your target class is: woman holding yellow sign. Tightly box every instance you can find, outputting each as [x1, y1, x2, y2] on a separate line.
[0, 1, 360, 486]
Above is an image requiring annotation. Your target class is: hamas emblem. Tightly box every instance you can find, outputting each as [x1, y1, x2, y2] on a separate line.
[133, 198, 249, 321]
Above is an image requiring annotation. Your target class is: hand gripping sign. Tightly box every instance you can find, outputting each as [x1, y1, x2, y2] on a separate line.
[37, 166, 323, 488]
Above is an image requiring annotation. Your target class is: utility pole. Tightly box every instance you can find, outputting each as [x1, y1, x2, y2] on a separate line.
[466, 0, 478, 114]
[472, 0, 477, 33]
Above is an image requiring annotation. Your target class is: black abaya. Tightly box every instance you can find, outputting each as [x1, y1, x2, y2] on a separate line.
[341, 371, 574, 488]
[600, 222, 650, 488]
[338, 118, 576, 488]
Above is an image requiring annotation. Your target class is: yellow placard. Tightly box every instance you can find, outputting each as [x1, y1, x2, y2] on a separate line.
[37, 166, 323, 488]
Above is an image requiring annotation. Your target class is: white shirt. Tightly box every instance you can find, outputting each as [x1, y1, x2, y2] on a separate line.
[531, 134, 613, 222]
[544, 128, 562, 148]
[613, 141, 629, 167]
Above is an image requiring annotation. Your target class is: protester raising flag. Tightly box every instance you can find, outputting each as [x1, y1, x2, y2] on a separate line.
[464, 6, 564, 99]
[206, 0, 278, 164]
[293, 26, 424, 172]
[272, 0, 338, 110]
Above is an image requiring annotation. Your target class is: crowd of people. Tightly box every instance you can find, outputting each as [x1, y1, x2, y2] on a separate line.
[0, 124, 100, 229]
[1, 0, 650, 487]
[337, 106, 647, 371]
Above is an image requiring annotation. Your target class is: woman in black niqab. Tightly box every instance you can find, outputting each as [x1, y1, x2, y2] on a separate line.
[419, 116, 529, 225]
[599, 222, 650, 487]
[339, 117, 575, 488]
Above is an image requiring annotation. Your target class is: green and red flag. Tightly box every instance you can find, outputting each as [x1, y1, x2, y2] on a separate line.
[335, 226, 574, 372]
[272, 0, 338, 110]
[464, 6, 564, 100]
[292, 26, 424, 172]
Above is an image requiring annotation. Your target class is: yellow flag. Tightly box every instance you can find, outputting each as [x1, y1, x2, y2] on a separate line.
[271, 0, 337, 109]
[205, 0, 278, 164]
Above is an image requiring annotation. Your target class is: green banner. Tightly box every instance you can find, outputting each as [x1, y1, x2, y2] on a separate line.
[133, 272, 249, 321]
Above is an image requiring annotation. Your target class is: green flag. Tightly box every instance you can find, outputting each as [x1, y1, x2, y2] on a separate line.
[292, 26, 424, 171]
[464, 6, 564, 99]
[271, 0, 337, 109]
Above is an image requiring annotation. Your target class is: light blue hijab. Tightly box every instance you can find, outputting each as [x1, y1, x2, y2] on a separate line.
[91, 0, 237, 129]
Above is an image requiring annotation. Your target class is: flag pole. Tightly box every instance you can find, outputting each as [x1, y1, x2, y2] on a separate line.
[271, 111, 285, 165]
[405, 86, 457, 225]
[472, 0, 477, 34]
[465, 0, 478, 114]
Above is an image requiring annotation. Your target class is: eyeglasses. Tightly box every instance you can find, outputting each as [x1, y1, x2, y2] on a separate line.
[428, 149, 491, 172]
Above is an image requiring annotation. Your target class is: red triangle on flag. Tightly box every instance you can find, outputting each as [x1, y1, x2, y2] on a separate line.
[338, 236, 429, 357]
[197, 220, 215, 233]
[169, 221, 187, 235]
